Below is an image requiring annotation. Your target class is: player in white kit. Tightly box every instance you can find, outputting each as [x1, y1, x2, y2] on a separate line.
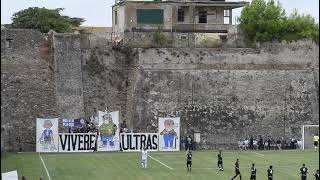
[141, 146, 148, 169]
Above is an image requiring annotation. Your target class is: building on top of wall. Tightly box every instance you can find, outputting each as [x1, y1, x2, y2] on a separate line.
[112, 0, 248, 47]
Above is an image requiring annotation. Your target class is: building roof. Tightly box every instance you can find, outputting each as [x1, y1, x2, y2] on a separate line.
[113, 0, 248, 9]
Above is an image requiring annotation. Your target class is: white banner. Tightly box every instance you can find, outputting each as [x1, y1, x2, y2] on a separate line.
[58, 133, 96, 152]
[158, 117, 180, 151]
[97, 111, 120, 151]
[36, 118, 59, 152]
[2, 170, 18, 180]
[120, 133, 159, 152]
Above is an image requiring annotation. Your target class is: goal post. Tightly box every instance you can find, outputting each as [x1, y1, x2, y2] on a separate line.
[302, 125, 319, 150]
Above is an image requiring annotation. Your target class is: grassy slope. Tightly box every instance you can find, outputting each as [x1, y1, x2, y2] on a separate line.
[1, 150, 319, 180]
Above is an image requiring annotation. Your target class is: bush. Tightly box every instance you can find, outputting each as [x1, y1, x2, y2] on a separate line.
[153, 30, 167, 46]
[153, 27, 173, 46]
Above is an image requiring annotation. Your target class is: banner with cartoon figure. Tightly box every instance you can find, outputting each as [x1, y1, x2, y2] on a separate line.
[158, 117, 180, 151]
[97, 111, 120, 151]
[36, 118, 59, 152]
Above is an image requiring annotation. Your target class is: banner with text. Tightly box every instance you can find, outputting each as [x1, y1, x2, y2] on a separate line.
[62, 118, 85, 127]
[158, 117, 180, 151]
[97, 111, 120, 151]
[120, 133, 159, 152]
[58, 133, 96, 152]
[36, 118, 59, 152]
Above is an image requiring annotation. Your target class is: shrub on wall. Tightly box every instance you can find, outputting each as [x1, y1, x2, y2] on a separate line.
[153, 30, 167, 46]
[152, 27, 173, 47]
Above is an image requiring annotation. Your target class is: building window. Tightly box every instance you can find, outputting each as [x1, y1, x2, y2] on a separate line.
[199, 11, 207, 23]
[224, 9, 231, 24]
[115, 10, 118, 25]
[224, 9, 230, 17]
[178, 9, 184, 22]
[137, 9, 163, 24]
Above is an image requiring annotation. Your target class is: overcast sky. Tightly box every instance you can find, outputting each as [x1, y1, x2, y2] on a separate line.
[1, 0, 319, 27]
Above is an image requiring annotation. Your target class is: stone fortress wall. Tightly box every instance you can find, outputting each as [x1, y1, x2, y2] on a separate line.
[1, 29, 318, 151]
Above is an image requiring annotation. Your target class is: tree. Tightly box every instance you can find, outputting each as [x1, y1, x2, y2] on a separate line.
[11, 7, 85, 33]
[240, 0, 286, 42]
[239, 0, 319, 43]
[284, 10, 319, 43]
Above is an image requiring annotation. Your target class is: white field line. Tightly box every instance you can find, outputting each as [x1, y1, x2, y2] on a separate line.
[148, 155, 173, 170]
[254, 152, 265, 156]
[39, 154, 52, 180]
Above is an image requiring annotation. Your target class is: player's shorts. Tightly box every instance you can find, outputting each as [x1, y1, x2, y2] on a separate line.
[44, 137, 51, 143]
[218, 161, 223, 165]
[235, 169, 241, 174]
[314, 141, 318, 146]
[250, 175, 256, 180]
[187, 161, 192, 165]
[301, 176, 307, 180]
[141, 159, 147, 163]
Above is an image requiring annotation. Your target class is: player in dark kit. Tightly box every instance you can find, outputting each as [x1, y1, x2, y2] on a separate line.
[300, 164, 308, 180]
[314, 169, 319, 180]
[231, 159, 242, 180]
[187, 150, 192, 172]
[250, 163, 257, 180]
[267, 165, 273, 180]
[217, 150, 223, 171]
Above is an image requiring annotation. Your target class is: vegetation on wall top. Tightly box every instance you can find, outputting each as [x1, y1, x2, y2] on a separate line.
[239, 0, 319, 43]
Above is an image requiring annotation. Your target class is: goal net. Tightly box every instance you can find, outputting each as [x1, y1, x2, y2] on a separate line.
[302, 125, 319, 150]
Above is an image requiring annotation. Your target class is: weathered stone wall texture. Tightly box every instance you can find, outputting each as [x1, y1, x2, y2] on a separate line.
[1, 29, 318, 151]
[129, 45, 319, 148]
[1, 30, 57, 151]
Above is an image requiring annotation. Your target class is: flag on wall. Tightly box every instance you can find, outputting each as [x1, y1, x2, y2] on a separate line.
[63, 119, 74, 127]
[36, 118, 59, 152]
[63, 118, 85, 127]
[97, 111, 120, 151]
[158, 117, 180, 151]
[74, 118, 85, 128]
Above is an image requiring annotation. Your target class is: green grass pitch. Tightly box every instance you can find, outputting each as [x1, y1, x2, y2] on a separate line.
[1, 150, 319, 180]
